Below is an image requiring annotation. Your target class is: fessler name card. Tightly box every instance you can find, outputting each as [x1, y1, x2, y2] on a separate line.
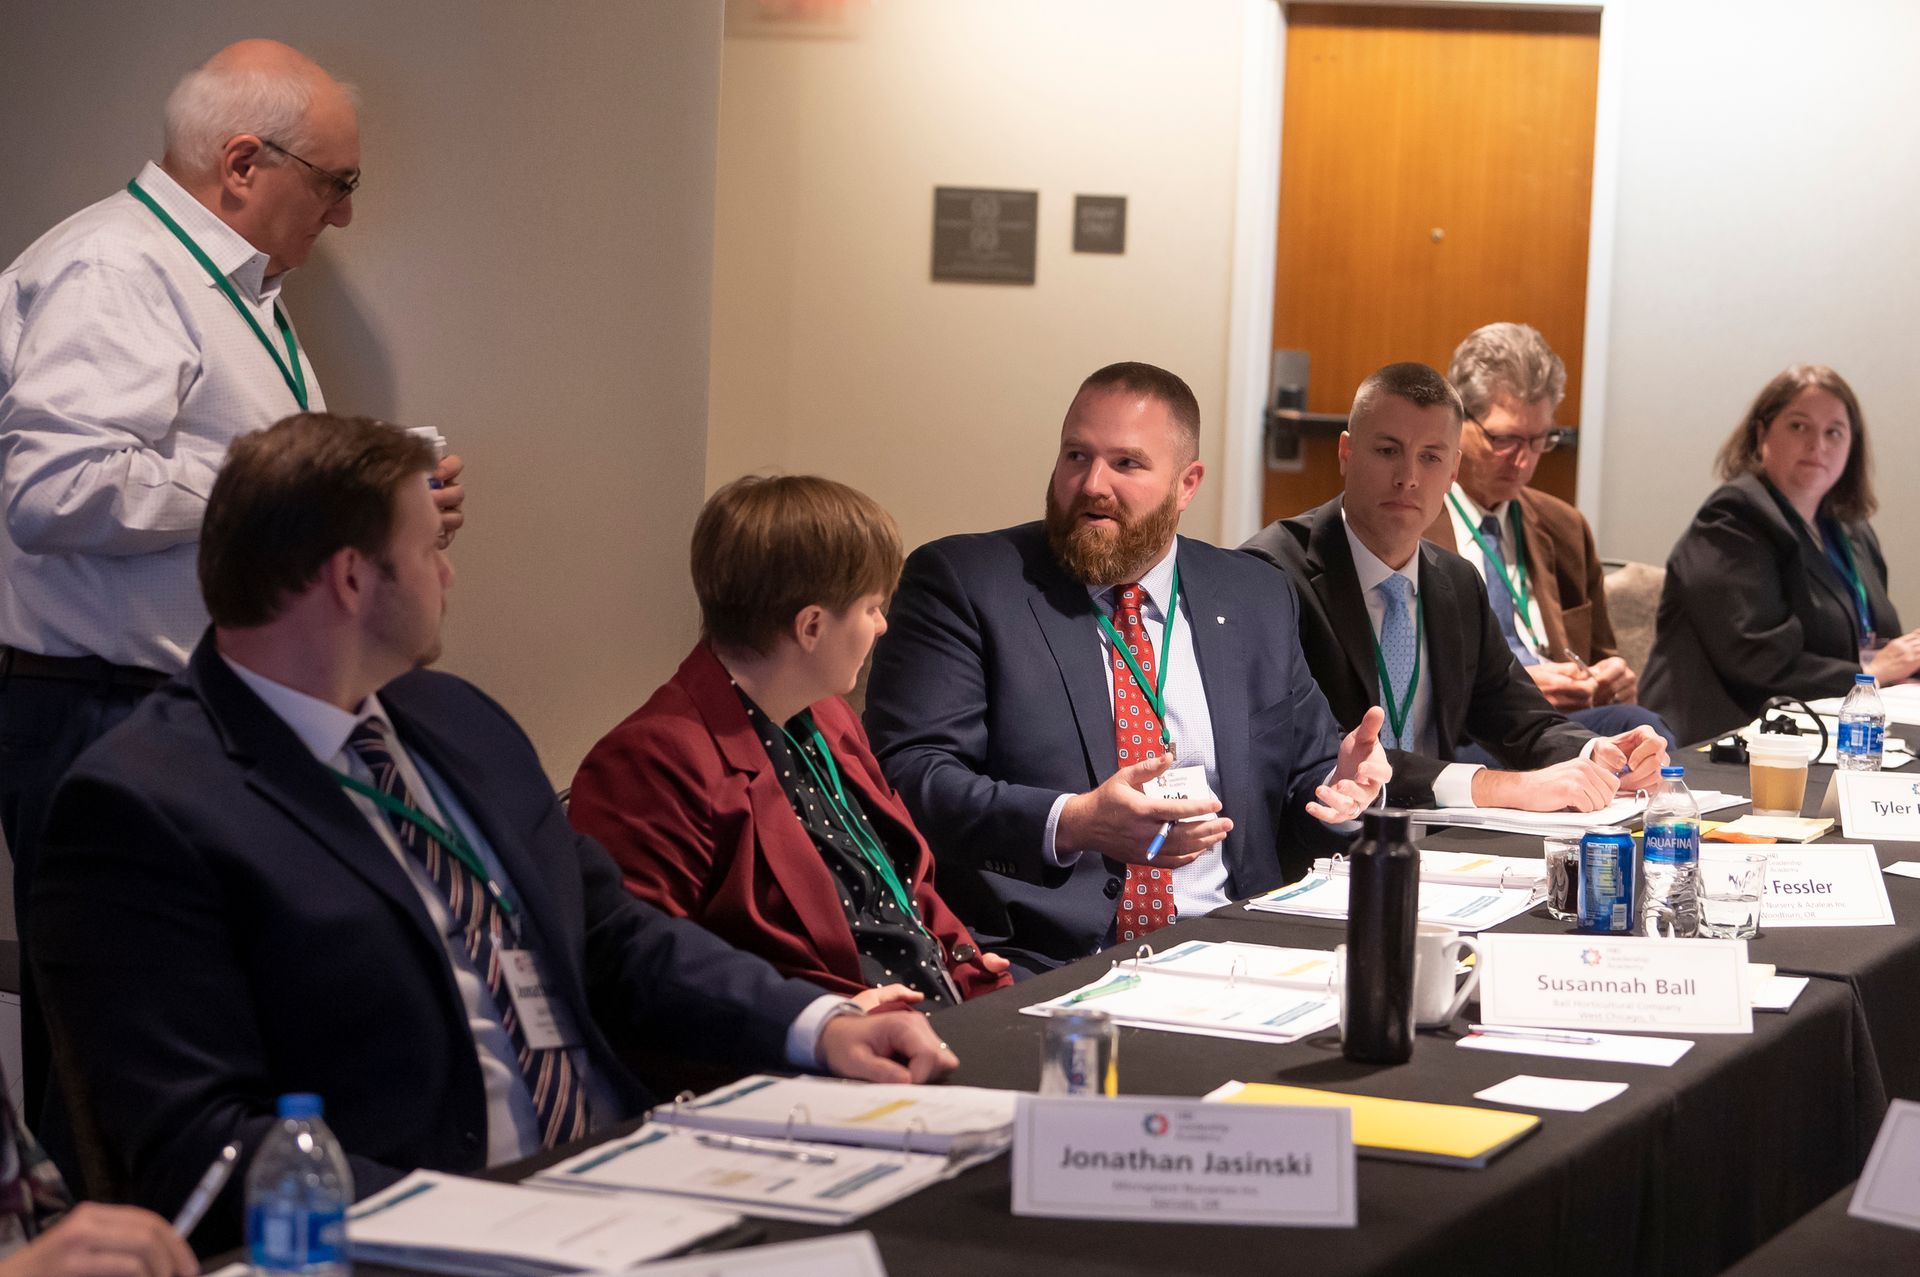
[1477, 934, 1752, 1034]
[1759, 845, 1896, 927]
[1011, 1095, 1355, 1227]
[1837, 772, 1920, 841]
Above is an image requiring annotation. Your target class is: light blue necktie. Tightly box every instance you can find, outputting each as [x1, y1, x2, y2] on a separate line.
[1375, 575, 1418, 749]
[1480, 514, 1542, 667]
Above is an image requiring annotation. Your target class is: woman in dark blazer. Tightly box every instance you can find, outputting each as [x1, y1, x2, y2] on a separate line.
[1644, 365, 1918, 743]
[570, 475, 1011, 1008]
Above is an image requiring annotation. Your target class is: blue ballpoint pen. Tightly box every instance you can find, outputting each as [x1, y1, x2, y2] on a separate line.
[1144, 819, 1174, 860]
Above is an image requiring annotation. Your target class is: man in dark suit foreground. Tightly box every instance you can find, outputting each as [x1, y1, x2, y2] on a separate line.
[29, 413, 952, 1247]
[1241, 363, 1667, 811]
[865, 362, 1389, 975]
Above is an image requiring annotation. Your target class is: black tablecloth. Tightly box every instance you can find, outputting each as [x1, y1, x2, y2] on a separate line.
[1722, 1182, 1920, 1274]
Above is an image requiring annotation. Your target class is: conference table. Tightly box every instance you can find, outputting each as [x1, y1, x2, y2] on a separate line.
[394, 753, 1919, 1276]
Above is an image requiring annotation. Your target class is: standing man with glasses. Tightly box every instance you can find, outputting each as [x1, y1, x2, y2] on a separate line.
[0, 38, 463, 1131]
[1425, 324, 1675, 753]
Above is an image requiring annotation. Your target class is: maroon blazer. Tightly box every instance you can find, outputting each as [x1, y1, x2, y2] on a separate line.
[569, 644, 1010, 1001]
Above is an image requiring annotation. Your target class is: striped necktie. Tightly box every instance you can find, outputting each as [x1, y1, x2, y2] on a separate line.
[347, 719, 589, 1149]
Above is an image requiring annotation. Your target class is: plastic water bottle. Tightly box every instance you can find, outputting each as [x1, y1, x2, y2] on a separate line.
[247, 1094, 352, 1277]
[1641, 766, 1699, 938]
[1837, 672, 1887, 771]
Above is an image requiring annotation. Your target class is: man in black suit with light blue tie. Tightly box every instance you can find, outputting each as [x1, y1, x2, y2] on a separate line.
[29, 413, 953, 1249]
[865, 362, 1389, 976]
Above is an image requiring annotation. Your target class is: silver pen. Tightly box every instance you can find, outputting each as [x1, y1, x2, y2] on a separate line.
[1468, 1024, 1601, 1045]
[171, 1141, 241, 1237]
[693, 1131, 837, 1165]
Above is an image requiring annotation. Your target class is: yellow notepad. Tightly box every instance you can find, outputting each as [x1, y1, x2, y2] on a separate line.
[1206, 1081, 1540, 1168]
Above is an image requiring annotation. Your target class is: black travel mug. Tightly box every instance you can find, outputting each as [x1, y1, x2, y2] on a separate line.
[1342, 808, 1419, 1064]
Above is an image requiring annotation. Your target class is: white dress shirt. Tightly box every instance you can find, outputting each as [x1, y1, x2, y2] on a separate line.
[222, 658, 846, 1163]
[1442, 484, 1551, 660]
[1042, 539, 1234, 917]
[0, 163, 325, 671]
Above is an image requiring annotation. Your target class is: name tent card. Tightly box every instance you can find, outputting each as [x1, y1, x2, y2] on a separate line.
[1849, 1099, 1920, 1232]
[1011, 1095, 1355, 1228]
[1477, 934, 1752, 1034]
[1836, 771, 1920, 841]
[1759, 845, 1897, 926]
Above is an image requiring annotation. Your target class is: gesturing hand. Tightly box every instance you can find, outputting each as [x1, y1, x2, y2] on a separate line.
[1055, 753, 1231, 867]
[1308, 707, 1391, 824]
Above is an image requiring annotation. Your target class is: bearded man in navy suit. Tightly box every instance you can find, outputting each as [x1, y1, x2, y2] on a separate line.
[865, 362, 1389, 975]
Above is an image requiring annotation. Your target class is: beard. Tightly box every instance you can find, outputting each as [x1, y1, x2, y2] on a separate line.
[1044, 481, 1182, 586]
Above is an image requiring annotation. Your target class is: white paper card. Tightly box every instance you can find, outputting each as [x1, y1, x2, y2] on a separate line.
[1011, 1095, 1355, 1228]
[1837, 772, 1920, 841]
[499, 949, 578, 1050]
[1472, 1075, 1627, 1113]
[1848, 1099, 1920, 1231]
[629, 1233, 890, 1276]
[1477, 934, 1752, 1034]
[1752, 975, 1809, 1012]
[1458, 1028, 1694, 1067]
[1145, 764, 1219, 822]
[1758, 845, 1897, 927]
[1885, 861, 1920, 881]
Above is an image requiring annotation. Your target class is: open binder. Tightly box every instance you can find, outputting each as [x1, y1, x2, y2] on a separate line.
[1018, 939, 1342, 1043]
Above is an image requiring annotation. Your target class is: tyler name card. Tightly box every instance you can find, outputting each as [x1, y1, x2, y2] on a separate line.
[1837, 772, 1920, 841]
[1477, 934, 1752, 1034]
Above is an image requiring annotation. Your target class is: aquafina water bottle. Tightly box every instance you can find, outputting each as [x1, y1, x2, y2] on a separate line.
[1641, 766, 1699, 938]
[1837, 672, 1887, 771]
[246, 1094, 353, 1277]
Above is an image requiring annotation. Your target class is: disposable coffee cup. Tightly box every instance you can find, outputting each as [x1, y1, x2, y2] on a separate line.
[404, 426, 449, 489]
[1747, 734, 1816, 817]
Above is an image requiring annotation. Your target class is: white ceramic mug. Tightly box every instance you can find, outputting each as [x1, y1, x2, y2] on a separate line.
[1412, 922, 1481, 1028]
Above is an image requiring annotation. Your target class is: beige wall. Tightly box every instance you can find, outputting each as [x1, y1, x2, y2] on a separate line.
[0, 1, 726, 782]
[1595, 0, 1920, 625]
[707, 0, 1250, 552]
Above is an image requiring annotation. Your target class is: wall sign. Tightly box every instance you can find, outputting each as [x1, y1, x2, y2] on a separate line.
[1074, 194, 1127, 254]
[931, 187, 1037, 284]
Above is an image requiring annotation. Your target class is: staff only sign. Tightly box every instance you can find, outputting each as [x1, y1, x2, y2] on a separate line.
[1477, 934, 1753, 1034]
[1011, 1096, 1356, 1227]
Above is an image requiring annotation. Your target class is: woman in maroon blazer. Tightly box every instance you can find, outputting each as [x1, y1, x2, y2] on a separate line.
[570, 475, 1011, 1008]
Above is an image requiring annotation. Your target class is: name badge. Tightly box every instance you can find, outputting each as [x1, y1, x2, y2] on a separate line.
[1837, 771, 1920, 841]
[1145, 764, 1220, 822]
[1477, 934, 1752, 1034]
[1760, 845, 1897, 927]
[1011, 1095, 1355, 1227]
[1849, 1099, 1920, 1232]
[500, 949, 581, 1051]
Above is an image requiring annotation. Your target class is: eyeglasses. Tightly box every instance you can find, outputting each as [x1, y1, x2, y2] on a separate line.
[261, 138, 360, 205]
[1470, 418, 1558, 456]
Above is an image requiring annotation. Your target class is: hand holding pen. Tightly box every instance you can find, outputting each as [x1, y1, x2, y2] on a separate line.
[1055, 754, 1227, 868]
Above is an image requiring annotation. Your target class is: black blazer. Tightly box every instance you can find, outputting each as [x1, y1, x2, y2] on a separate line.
[1643, 472, 1900, 744]
[863, 523, 1349, 974]
[1240, 497, 1595, 808]
[29, 635, 825, 1247]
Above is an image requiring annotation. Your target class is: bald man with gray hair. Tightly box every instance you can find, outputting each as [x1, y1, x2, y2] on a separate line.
[0, 39, 464, 1129]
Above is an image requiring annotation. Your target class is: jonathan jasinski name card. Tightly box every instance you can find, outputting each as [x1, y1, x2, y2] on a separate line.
[1011, 1095, 1356, 1227]
[1477, 934, 1752, 1034]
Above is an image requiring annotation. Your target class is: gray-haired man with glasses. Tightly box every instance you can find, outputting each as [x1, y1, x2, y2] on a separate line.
[0, 38, 463, 1136]
[1425, 322, 1675, 754]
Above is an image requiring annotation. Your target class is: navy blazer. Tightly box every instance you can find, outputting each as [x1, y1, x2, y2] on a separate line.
[863, 523, 1348, 974]
[29, 635, 825, 1247]
[1644, 473, 1901, 743]
[1240, 497, 1595, 808]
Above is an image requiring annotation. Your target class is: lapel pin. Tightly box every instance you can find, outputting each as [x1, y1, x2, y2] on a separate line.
[1216, 616, 1226, 624]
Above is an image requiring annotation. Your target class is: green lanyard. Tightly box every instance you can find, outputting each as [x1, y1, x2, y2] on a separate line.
[126, 180, 309, 410]
[1829, 527, 1872, 638]
[330, 770, 520, 924]
[1448, 492, 1544, 651]
[778, 718, 924, 927]
[1093, 566, 1181, 752]
[1369, 595, 1424, 749]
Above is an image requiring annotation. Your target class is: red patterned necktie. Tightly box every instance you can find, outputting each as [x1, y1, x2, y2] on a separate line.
[1110, 583, 1176, 941]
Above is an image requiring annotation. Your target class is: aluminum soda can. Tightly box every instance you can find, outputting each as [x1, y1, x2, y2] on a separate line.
[1577, 827, 1637, 935]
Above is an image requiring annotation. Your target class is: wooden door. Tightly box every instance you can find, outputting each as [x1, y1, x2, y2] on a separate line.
[1264, 4, 1601, 523]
